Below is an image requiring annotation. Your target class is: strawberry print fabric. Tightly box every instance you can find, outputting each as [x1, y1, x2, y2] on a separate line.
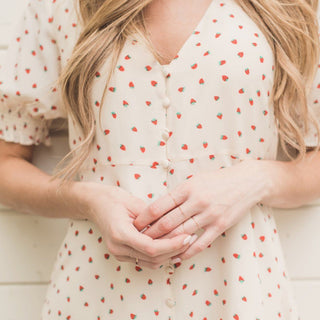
[2, 0, 320, 319]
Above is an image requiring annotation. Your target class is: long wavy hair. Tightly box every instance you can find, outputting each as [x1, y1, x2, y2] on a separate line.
[51, 0, 320, 185]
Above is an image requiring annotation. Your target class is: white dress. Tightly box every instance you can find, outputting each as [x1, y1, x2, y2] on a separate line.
[1, 0, 320, 319]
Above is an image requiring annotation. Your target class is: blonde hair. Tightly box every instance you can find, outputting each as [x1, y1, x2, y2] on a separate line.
[51, 0, 320, 185]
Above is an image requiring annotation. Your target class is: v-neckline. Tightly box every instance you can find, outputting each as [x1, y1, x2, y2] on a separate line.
[136, 0, 215, 68]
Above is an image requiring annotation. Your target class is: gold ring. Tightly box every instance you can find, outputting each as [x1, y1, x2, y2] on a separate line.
[135, 257, 139, 265]
[178, 205, 187, 219]
[191, 216, 201, 230]
[168, 191, 178, 206]
[181, 221, 186, 234]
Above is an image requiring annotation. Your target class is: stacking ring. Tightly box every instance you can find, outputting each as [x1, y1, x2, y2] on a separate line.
[181, 221, 186, 233]
[178, 205, 187, 219]
[168, 191, 178, 206]
[191, 216, 201, 230]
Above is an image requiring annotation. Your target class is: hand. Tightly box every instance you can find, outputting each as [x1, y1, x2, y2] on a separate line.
[80, 182, 193, 269]
[134, 159, 271, 261]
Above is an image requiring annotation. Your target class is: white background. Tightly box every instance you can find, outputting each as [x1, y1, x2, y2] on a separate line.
[0, 0, 319, 319]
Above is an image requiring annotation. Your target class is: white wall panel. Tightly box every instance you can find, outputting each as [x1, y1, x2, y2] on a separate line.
[0, 214, 68, 283]
[0, 285, 47, 320]
[292, 281, 320, 320]
[274, 208, 320, 279]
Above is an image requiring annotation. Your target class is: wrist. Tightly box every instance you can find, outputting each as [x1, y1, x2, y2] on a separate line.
[50, 180, 99, 221]
[254, 159, 291, 206]
[238, 158, 276, 205]
[70, 181, 102, 221]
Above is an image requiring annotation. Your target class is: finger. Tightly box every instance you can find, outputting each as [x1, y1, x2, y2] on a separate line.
[116, 241, 191, 264]
[142, 200, 200, 239]
[123, 225, 193, 257]
[173, 226, 219, 260]
[125, 194, 149, 219]
[133, 187, 188, 231]
[159, 211, 210, 239]
[114, 255, 164, 270]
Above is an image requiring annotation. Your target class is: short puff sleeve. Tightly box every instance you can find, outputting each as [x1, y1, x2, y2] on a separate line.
[0, 0, 67, 147]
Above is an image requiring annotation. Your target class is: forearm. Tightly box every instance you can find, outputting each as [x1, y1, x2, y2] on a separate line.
[0, 155, 91, 219]
[260, 150, 320, 208]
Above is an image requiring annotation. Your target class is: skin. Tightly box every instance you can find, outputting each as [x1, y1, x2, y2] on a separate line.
[1, 0, 320, 269]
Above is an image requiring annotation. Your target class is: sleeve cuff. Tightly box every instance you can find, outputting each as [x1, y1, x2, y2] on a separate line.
[0, 108, 52, 147]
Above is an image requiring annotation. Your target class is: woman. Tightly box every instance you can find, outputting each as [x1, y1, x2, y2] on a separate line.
[0, 0, 319, 318]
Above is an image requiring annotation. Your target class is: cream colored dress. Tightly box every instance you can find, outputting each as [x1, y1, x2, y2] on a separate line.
[1, 0, 319, 319]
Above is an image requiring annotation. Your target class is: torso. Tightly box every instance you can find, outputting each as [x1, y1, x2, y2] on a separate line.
[143, 0, 214, 65]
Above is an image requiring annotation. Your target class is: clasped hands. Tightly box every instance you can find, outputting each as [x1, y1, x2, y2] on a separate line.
[94, 159, 269, 269]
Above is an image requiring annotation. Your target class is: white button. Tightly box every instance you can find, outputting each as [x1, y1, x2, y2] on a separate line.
[165, 264, 175, 274]
[162, 128, 170, 140]
[160, 159, 170, 169]
[161, 66, 170, 76]
[162, 97, 170, 108]
[165, 298, 176, 308]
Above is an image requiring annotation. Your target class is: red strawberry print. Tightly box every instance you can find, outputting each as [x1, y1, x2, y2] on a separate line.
[1, 1, 300, 318]
[190, 98, 197, 104]
[151, 80, 158, 87]
[222, 75, 229, 81]
[117, 65, 125, 71]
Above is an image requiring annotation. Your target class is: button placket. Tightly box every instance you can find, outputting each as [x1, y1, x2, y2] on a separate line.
[162, 127, 170, 140]
[162, 96, 170, 109]
[160, 159, 171, 169]
[159, 64, 177, 317]
[165, 263, 175, 275]
[159, 64, 173, 173]
[165, 298, 176, 308]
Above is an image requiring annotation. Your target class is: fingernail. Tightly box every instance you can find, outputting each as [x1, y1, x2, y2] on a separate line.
[140, 224, 151, 233]
[171, 257, 181, 264]
[189, 234, 198, 245]
[183, 235, 192, 245]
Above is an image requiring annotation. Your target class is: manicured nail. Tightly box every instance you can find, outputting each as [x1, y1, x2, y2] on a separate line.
[183, 235, 192, 245]
[140, 224, 151, 233]
[171, 257, 181, 264]
[189, 234, 198, 245]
